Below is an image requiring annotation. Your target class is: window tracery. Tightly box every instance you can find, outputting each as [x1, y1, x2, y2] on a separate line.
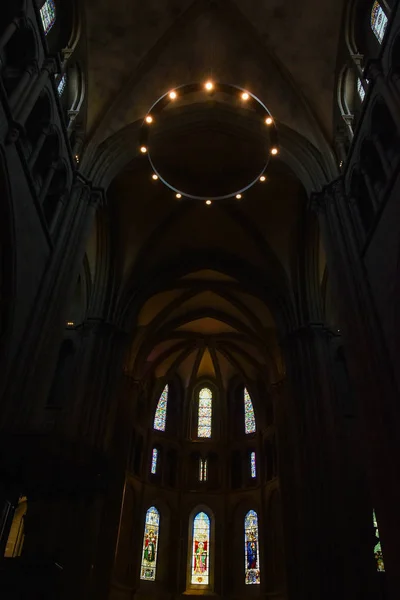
[140, 507, 160, 581]
[371, 2, 388, 44]
[198, 387, 212, 438]
[57, 74, 67, 97]
[191, 512, 210, 585]
[244, 510, 260, 585]
[244, 387, 256, 434]
[154, 385, 168, 431]
[357, 78, 366, 101]
[40, 0, 56, 35]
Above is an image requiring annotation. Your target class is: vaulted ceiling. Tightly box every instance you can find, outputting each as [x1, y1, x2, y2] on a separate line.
[83, 0, 341, 389]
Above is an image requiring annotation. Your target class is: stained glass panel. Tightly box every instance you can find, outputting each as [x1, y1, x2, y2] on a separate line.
[198, 388, 212, 438]
[40, 0, 56, 35]
[373, 510, 385, 571]
[357, 78, 365, 102]
[244, 388, 256, 434]
[244, 510, 260, 585]
[250, 452, 256, 478]
[153, 385, 168, 431]
[140, 507, 160, 581]
[151, 448, 158, 474]
[199, 458, 208, 481]
[191, 512, 210, 585]
[57, 74, 67, 97]
[371, 2, 388, 44]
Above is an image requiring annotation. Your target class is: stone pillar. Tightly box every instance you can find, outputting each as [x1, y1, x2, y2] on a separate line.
[276, 324, 378, 600]
[312, 179, 400, 600]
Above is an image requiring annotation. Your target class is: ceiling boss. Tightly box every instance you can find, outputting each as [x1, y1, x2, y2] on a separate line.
[139, 82, 279, 205]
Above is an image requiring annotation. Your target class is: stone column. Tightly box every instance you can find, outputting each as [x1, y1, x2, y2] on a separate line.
[312, 179, 400, 600]
[276, 324, 378, 600]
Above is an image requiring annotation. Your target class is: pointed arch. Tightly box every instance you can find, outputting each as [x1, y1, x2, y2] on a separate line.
[153, 384, 168, 431]
[244, 387, 256, 434]
[197, 387, 212, 438]
[140, 506, 160, 581]
[191, 511, 211, 586]
[244, 510, 260, 585]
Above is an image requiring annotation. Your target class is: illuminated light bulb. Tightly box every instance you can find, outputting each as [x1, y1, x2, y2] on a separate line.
[176, 193, 182, 199]
[206, 200, 212, 205]
[169, 91, 177, 100]
[241, 92, 250, 101]
[260, 175, 266, 182]
[152, 174, 158, 180]
[236, 194, 242, 199]
[270, 147, 279, 155]
[145, 115, 153, 124]
[265, 116, 273, 125]
[140, 146, 147, 154]
[66, 321, 75, 326]
[205, 81, 214, 91]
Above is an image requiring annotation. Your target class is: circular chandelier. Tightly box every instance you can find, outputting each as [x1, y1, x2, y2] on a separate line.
[139, 81, 279, 204]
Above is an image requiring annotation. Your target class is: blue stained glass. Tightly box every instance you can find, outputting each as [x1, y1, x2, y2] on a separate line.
[373, 510, 385, 572]
[191, 512, 210, 585]
[140, 507, 160, 581]
[198, 388, 212, 438]
[371, 2, 388, 44]
[57, 74, 67, 97]
[154, 385, 168, 431]
[250, 452, 256, 478]
[244, 388, 256, 434]
[151, 448, 158, 474]
[40, 0, 56, 35]
[244, 510, 260, 585]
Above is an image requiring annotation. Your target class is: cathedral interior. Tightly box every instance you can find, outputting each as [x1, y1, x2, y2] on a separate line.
[1, 0, 400, 599]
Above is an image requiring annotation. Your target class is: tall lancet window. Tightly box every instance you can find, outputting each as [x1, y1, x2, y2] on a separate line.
[140, 507, 160, 581]
[40, 0, 56, 35]
[244, 388, 256, 434]
[244, 510, 260, 585]
[198, 388, 212, 438]
[151, 448, 158, 474]
[250, 452, 257, 478]
[153, 385, 168, 431]
[371, 2, 388, 44]
[373, 510, 385, 571]
[191, 512, 210, 585]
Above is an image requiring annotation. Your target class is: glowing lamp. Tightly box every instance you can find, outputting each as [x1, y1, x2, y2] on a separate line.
[140, 146, 147, 154]
[265, 116, 273, 125]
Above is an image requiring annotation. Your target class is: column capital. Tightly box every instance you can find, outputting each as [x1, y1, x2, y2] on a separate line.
[310, 177, 345, 214]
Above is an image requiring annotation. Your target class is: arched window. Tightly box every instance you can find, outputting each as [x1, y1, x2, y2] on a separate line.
[40, 0, 56, 35]
[199, 458, 208, 482]
[250, 451, 256, 478]
[198, 387, 212, 438]
[244, 510, 260, 585]
[373, 510, 385, 571]
[140, 506, 160, 581]
[357, 78, 366, 101]
[151, 448, 158, 474]
[244, 388, 256, 434]
[371, 2, 388, 44]
[191, 512, 211, 585]
[153, 385, 168, 431]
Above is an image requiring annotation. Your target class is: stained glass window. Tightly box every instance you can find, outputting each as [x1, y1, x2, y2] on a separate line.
[373, 510, 385, 571]
[357, 78, 365, 102]
[57, 74, 67, 97]
[40, 0, 56, 35]
[244, 510, 260, 585]
[371, 2, 388, 44]
[153, 385, 168, 431]
[199, 458, 208, 481]
[198, 388, 212, 438]
[244, 388, 256, 434]
[191, 512, 210, 585]
[151, 448, 158, 474]
[250, 452, 256, 478]
[140, 507, 160, 581]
